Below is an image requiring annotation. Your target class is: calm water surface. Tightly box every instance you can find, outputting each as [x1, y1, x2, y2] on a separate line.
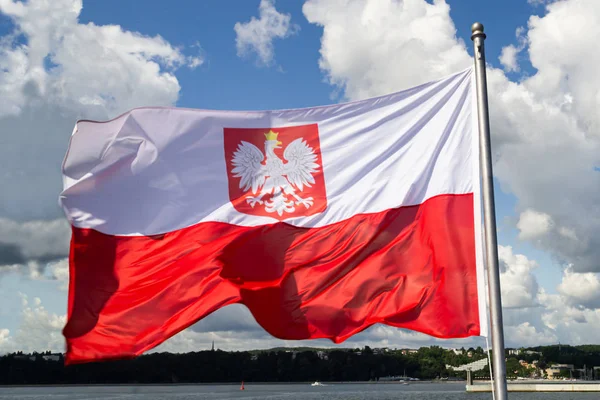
[0, 383, 598, 400]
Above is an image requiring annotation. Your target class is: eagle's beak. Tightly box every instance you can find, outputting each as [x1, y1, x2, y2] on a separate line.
[277, 141, 283, 147]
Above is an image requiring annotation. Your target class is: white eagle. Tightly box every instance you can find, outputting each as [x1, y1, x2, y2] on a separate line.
[231, 130, 320, 216]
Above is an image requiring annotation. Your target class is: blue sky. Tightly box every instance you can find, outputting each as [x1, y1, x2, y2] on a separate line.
[2, 0, 600, 353]
[76, 0, 538, 109]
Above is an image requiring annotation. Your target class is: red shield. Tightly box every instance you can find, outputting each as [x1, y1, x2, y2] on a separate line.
[224, 124, 327, 220]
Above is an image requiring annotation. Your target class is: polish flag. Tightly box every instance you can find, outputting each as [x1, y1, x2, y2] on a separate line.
[59, 68, 487, 364]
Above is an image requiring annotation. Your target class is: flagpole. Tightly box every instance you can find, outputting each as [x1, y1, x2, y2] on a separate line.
[470, 22, 508, 399]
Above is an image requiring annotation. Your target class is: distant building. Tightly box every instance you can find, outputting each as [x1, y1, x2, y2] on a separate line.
[372, 348, 388, 355]
[507, 348, 541, 357]
[446, 358, 488, 372]
[524, 350, 541, 355]
[14, 355, 35, 361]
[13, 353, 62, 362]
[42, 354, 61, 362]
[551, 364, 574, 370]
[545, 364, 574, 380]
[518, 360, 537, 369]
[400, 349, 418, 355]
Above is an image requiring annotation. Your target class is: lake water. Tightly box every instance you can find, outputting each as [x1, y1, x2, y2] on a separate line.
[1, 382, 598, 399]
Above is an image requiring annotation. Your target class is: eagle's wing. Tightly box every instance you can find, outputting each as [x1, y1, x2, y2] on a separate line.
[231, 141, 266, 194]
[283, 138, 320, 191]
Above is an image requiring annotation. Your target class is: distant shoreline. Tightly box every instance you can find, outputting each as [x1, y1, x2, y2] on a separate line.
[0, 380, 457, 388]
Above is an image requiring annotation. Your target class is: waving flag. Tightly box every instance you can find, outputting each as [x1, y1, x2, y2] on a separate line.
[59, 67, 486, 364]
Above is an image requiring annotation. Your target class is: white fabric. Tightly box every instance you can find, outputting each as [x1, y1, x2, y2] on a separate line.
[60, 68, 476, 236]
[471, 71, 488, 338]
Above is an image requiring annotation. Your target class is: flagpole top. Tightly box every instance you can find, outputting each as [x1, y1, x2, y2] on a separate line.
[471, 22, 486, 40]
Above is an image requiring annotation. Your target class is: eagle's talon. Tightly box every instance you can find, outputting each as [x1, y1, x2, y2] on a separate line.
[246, 196, 264, 208]
[295, 197, 314, 209]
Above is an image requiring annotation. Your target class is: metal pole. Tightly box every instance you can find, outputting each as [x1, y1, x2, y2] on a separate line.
[470, 22, 508, 399]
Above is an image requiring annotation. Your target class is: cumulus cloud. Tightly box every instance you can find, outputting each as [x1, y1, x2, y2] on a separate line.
[499, 27, 527, 73]
[0, 260, 43, 280]
[303, 0, 471, 100]
[492, 0, 600, 272]
[304, 0, 600, 274]
[499, 261, 600, 347]
[48, 258, 69, 287]
[0, 0, 200, 277]
[0, 329, 9, 344]
[234, 0, 299, 66]
[504, 322, 557, 347]
[499, 245, 540, 308]
[516, 209, 553, 241]
[499, 45, 520, 73]
[557, 267, 600, 309]
[537, 290, 600, 344]
[0, 294, 66, 354]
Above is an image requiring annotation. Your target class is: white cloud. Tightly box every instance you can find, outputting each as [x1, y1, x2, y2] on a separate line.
[0, 294, 66, 354]
[498, 265, 600, 347]
[0, 328, 10, 345]
[499, 45, 520, 73]
[557, 267, 600, 309]
[499, 26, 527, 73]
[498, 245, 540, 308]
[0, 0, 202, 279]
[499, 27, 527, 73]
[0, 260, 43, 280]
[538, 290, 600, 344]
[234, 0, 299, 67]
[0, 0, 198, 120]
[504, 322, 557, 347]
[493, 0, 600, 272]
[303, 0, 470, 100]
[48, 258, 69, 288]
[516, 209, 553, 241]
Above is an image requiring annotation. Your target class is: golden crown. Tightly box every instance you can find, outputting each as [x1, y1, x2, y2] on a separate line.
[264, 130, 279, 141]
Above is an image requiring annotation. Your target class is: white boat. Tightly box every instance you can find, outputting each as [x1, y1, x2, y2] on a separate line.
[311, 381, 325, 386]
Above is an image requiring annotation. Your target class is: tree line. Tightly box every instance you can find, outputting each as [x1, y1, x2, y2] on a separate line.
[1, 344, 598, 385]
[0, 345, 483, 384]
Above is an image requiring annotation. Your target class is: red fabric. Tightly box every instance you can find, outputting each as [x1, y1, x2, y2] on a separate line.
[63, 193, 480, 364]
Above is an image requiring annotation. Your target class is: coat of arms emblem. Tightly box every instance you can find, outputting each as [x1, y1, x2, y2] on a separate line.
[224, 124, 327, 219]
